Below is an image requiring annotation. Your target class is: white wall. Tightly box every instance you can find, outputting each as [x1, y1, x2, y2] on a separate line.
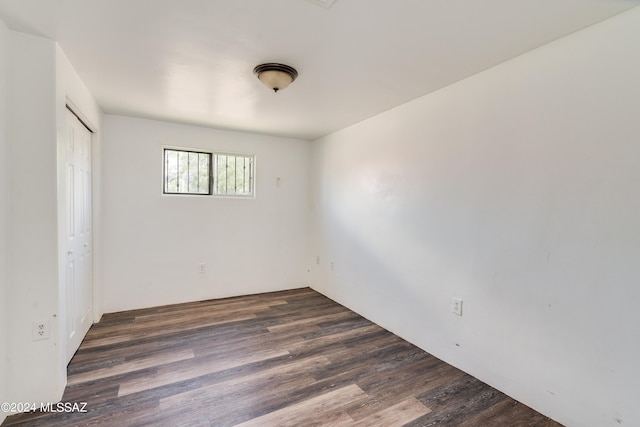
[0, 17, 9, 427]
[5, 30, 61, 405]
[102, 116, 310, 312]
[0, 25, 102, 414]
[309, 7, 640, 427]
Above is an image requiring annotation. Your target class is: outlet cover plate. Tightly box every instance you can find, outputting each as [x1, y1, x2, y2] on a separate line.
[452, 297, 463, 316]
[32, 320, 50, 341]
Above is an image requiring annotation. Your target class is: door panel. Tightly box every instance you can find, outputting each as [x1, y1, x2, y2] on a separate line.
[64, 109, 93, 363]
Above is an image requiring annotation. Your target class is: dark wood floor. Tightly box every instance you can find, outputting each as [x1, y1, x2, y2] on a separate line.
[3, 288, 562, 426]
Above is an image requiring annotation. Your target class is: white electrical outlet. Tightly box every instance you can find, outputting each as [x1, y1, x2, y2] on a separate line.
[316, 256, 320, 265]
[199, 263, 206, 273]
[452, 297, 463, 316]
[32, 320, 50, 341]
[330, 260, 335, 270]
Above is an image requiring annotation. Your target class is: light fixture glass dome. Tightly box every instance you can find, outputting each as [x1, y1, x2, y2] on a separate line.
[253, 63, 298, 93]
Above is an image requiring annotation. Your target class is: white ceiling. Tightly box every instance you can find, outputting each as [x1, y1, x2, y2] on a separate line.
[0, 0, 638, 140]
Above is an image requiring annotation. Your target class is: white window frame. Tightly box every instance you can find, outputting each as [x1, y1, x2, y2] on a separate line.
[162, 146, 255, 198]
[213, 151, 256, 198]
[162, 147, 213, 196]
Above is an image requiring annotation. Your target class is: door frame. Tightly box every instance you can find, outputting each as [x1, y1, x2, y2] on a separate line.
[57, 101, 97, 366]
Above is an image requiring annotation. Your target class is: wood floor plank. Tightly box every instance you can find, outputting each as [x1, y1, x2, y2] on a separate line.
[133, 299, 289, 322]
[67, 348, 194, 385]
[117, 348, 290, 397]
[286, 323, 381, 355]
[1, 287, 562, 427]
[266, 310, 357, 332]
[79, 313, 258, 349]
[346, 357, 466, 421]
[351, 397, 432, 427]
[155, 359, 333, 426]
[233, 384, 366, 427]
[414, 373, 512, 425]
[457, 398, 560, 427]
[69, 340, 158, 366]
[158, 355, 332, 411]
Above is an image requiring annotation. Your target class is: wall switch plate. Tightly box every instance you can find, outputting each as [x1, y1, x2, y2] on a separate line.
[452, 297, 463, 316]
[32, 320, 50, 341]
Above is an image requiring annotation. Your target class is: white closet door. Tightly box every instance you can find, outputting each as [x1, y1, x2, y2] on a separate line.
[64, 108, 93, 363]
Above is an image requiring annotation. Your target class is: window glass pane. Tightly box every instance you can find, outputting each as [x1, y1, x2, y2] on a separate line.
[177, 151, 189, 192]
[164, 149, 211, 195]
[216, 155, 227, 194]
[187, 152, 198, 192]
[199, 154, 210, 193]
[165, 150, 178, 193]
[213, 153, 254, 197]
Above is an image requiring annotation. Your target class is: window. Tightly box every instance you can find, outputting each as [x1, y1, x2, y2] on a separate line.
[163, 148, 254, 197]
[214, 153, 254, 197]
[164, 149, 212, 195]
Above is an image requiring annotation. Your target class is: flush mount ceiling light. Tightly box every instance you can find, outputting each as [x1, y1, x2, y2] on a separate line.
[253, 63, 298, 93]
[307, 0, 337, 8]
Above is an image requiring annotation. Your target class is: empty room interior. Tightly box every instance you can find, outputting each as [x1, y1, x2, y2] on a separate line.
[1, 1, 639, 426]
